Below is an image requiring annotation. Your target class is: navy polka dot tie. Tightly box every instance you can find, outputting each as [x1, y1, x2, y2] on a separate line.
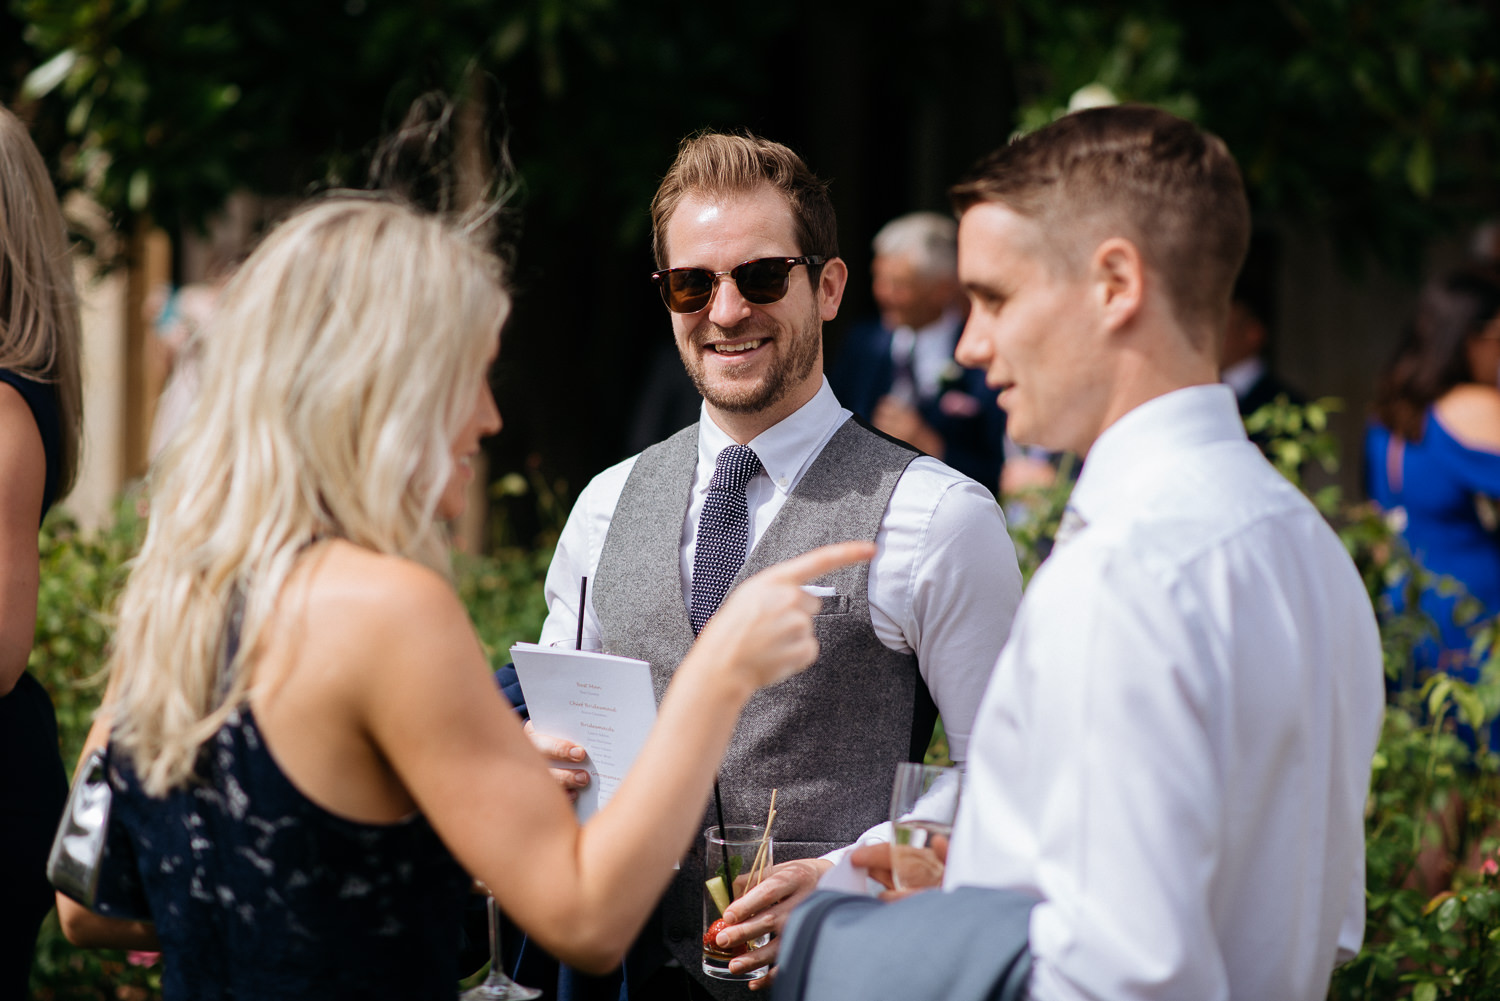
[690, 444, 763, 635]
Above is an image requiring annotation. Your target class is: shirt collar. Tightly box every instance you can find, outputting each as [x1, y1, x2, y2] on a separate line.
[1068, 384, 1246, 526]
[1221, 356, 1266, 398]
[905, 305, 965, 343]
[696, 378, 847, 496]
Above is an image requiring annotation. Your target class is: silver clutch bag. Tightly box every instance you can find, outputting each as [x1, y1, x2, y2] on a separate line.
[46, 746, 149, 919]
[47, 747, 112, 907]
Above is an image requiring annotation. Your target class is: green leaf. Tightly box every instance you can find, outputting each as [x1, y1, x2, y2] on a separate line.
[1454, 689, 1488, 731]
[1429, 677, 1455, 719]
[713, 855, 744, 890]
[1435, 893, 1461, 931]
[1406, 139, 1435, 199]
[127, 169, 151, 212]
[1414, 982, 1438, 1001]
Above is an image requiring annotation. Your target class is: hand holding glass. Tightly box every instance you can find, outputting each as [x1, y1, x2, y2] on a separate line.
[889, 763, 962, 891]
[702, 825, 773, 981]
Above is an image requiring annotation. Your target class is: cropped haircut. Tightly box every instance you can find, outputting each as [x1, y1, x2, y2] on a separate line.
[872, 212, 958, 280]
[108, 197, 508, 795]
[650, 131, 838, 271]
[1372, 266, 1500, 442]
[0, 103, 83, 496]
[950, 105, 1250, 340]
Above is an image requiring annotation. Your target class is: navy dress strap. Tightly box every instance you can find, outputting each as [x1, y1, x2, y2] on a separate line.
[0, 369, 63, 520]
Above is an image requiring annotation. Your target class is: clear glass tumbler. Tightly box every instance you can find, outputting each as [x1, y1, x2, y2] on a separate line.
[701, 824, 772, 981]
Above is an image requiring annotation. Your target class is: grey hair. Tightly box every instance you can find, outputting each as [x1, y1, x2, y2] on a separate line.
[871, 212, 958, 279]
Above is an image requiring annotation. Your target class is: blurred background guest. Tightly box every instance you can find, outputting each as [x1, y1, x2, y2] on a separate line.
[0, 101, 84, 998]
[146, 268, 233, 461]
[1475, 219, 1500, 271]
[1366, 266, 1500, 745]
[829, 211, 1007, 489]
[1220, 234, 1304, 425]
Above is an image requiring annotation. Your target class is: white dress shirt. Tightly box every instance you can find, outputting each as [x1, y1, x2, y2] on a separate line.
[1220, 355, 1266, 402]
[945, 384, 1383, 1001]
[887, 307, 966, 405]
[540, 378, 1022, 766]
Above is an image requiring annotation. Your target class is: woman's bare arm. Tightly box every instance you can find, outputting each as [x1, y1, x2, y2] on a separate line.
[360, 542, 872, 972]
[0, 384, 45, 695]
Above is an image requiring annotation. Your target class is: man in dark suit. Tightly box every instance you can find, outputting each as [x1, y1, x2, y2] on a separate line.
[829, 212, 1007, 490]
[1220, 236, 1303, 421]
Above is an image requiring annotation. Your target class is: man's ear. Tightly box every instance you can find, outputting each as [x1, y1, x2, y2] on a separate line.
[817, 256, 849, 322]
[1092, 237, 1143, 333]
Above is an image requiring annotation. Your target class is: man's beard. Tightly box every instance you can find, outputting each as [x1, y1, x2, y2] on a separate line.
[678, 310, 821, 415]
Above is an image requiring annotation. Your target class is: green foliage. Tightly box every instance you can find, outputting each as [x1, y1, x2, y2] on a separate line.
[10, 0, 518, 234]
[1005, 0, 1500, 272]
[924, 718, 951, 768]
[1000, 453, 1079, 586]
[1332, 674, 1500, 1000]
[1244, 394, 1344, 512]
[8, 0, 1497, 269]
[31, 500, 144, 768]
[454, 543, 553, 672]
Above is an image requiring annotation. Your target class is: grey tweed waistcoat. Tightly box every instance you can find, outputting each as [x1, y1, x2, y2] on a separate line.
[594, 417, 932, 995]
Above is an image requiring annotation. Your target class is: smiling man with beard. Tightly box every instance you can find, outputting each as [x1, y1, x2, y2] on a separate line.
[520, 131, 1022, 1000]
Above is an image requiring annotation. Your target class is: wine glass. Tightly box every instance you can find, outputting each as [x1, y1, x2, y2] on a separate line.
[889, 763, 962, 891]
[462, 888, 541, 1000]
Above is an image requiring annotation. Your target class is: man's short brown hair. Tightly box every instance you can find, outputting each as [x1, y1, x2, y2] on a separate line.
[650, 131, 838, 270]
[950, 105, 1250, 340]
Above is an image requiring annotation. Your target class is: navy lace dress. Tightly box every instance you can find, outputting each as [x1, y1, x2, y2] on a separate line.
[104, 706, 472, 1000]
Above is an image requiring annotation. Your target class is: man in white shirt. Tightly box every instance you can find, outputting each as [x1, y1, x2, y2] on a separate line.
[795, 105, 1383, 1001]
[944, 103, 1384, 1001]
[527, 131, 1022, 999]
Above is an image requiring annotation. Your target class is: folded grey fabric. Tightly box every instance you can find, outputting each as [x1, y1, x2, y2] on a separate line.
[774, 887, 1035, 1001]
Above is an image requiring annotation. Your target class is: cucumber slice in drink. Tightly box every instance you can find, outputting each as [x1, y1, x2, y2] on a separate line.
[705, 875, 732, 916]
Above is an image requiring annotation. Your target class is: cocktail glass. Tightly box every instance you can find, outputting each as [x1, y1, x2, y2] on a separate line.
[701, 824, 772, 981]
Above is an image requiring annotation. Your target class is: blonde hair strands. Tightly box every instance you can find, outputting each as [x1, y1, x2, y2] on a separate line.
[109, 198, 508, 795]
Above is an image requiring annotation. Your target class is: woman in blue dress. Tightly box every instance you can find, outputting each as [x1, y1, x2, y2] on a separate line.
[54, 196, 872, 1000]
[1366, 266, 1500, 747]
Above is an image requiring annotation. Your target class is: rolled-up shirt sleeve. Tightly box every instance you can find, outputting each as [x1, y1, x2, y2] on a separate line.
[871, 460, 1022, 763]
[538, 456, 637, 648]
[827, 462, 1021, 865]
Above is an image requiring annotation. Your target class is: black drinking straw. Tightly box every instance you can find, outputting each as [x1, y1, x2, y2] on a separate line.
[576, 577, 587, 649]
[713, 779, 733, 901]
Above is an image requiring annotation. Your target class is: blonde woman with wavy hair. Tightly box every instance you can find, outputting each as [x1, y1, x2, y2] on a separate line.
[0, 101, 84, 996]
[57, 195, 871, 1001]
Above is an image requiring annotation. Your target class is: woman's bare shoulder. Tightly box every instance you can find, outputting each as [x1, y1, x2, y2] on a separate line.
[1436, 384, 1500, 453]
[280, 542, 472, 661]
[0, 379, 46, 504]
